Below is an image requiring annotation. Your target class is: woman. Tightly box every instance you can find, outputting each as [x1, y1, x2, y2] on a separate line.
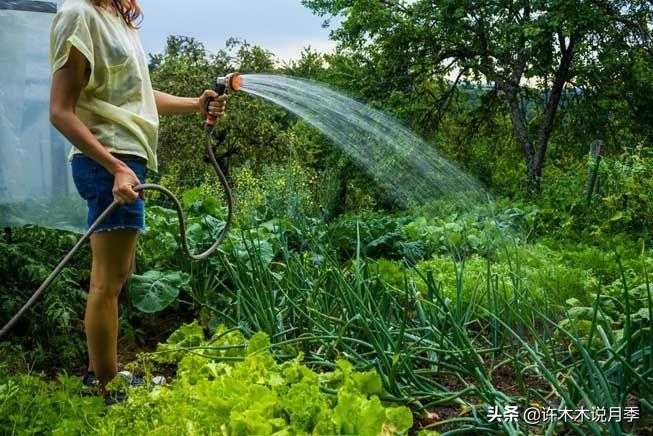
[49, 0, 227, 390]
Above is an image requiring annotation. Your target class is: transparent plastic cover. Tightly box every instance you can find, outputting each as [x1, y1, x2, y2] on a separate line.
[0, 0, 86, 233]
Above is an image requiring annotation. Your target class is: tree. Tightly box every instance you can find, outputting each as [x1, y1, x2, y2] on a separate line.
[150, 36, 292, 186]
[284, 47, 328, 80]
[303, 0, 651, 193]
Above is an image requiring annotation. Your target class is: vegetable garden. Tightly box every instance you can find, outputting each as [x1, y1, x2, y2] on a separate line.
[3, 179, 652, 433]
[2, 1, 653, 433]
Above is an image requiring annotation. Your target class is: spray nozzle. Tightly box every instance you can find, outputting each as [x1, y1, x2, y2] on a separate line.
[215, 72, 243, 94]
[205, 72, 242, 128]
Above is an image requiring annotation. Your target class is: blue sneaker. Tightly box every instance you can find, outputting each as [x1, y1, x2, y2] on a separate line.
[117, 371, 165, 387]
[82, 371, 98, 390]
[84, 370, 165, 406]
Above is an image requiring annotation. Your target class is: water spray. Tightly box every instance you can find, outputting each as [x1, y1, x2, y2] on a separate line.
[0, 73, 242, 339]
[2, 73, 487, 338]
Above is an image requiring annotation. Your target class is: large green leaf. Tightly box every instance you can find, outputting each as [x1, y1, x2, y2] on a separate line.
[131, 270, 190, 313]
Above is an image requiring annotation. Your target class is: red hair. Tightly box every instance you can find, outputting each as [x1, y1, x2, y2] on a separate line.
[96, 0, 142, 29]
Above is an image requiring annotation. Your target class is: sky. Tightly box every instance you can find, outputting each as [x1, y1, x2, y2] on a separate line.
[136, 0, 336, 61]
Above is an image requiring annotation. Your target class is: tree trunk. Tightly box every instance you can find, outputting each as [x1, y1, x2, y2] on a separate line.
[503, 83, 540, 193]
[502, 35, 576, 195]
[528, 36, 576, 194]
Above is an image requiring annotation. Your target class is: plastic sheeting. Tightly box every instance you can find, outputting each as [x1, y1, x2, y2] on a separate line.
[0, 0, 86, 233]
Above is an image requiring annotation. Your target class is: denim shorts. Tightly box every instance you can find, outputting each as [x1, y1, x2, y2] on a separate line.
[71, 153, 148, 233]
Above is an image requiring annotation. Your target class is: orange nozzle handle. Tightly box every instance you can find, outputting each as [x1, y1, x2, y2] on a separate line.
[205, 105, 218, 126]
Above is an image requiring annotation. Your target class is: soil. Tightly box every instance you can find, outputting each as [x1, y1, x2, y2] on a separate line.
[412, 357, 552, 434]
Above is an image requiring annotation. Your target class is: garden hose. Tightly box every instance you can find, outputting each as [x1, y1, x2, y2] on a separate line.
[0, 74, 240, 339]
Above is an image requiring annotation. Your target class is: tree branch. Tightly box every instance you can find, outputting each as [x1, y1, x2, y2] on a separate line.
[379, 0, 411, 15]
[533, 34, 577, 173]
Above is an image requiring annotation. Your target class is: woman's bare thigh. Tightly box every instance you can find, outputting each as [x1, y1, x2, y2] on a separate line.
[90, 229, 138, 295]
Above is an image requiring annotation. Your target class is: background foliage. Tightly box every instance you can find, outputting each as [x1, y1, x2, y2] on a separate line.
[2, 1, 653, 433]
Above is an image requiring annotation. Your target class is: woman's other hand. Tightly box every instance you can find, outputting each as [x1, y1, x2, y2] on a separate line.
[199, 90, 229, 119]
[113, 165, 141, 204]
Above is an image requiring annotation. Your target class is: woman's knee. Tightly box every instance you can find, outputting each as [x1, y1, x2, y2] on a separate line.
[89, 274, 127, 300]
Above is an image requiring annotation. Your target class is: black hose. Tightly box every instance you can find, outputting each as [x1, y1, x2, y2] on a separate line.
[0, 124, 233, 338]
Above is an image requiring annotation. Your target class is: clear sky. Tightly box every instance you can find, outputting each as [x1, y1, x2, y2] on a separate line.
[136, 0, 335, 61]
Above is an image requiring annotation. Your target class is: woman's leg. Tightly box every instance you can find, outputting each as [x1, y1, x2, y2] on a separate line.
[85, 229, 138, 386]
[87, 249, 136, 374]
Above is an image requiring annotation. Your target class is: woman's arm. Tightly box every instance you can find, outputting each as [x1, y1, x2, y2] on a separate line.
[50, 46, 140, 204]
[154, 90, 228, 118]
